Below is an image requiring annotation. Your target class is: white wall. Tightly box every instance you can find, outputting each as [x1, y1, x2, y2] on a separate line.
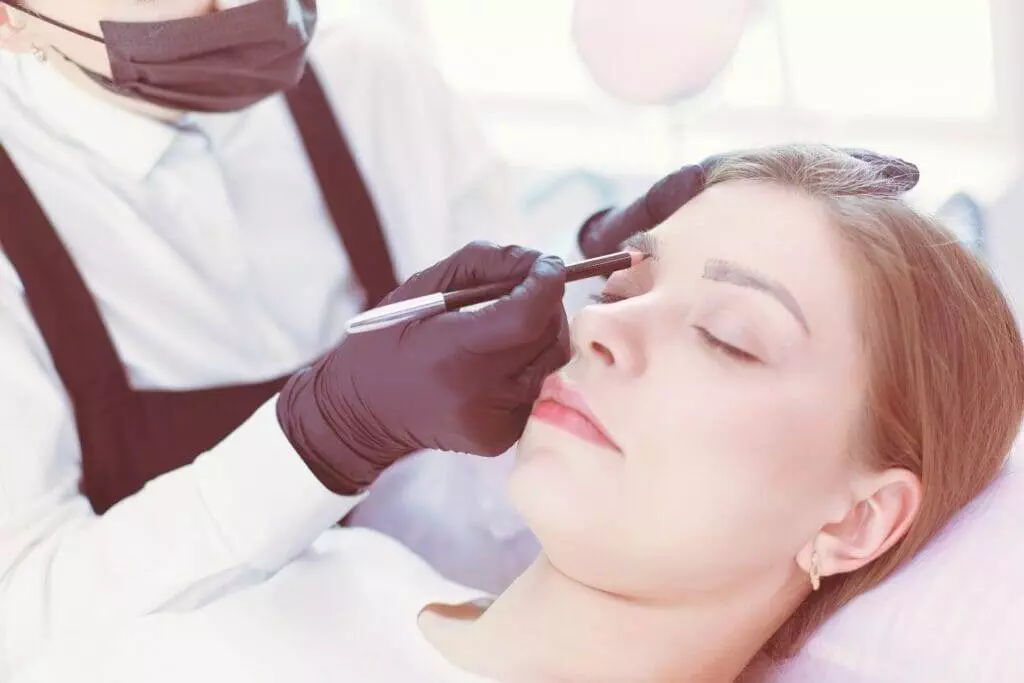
[985, 0, 1024, 312]
[357, 0, 1024, 312]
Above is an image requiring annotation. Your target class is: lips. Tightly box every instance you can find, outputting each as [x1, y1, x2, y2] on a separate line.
[530, 374, 621, 453]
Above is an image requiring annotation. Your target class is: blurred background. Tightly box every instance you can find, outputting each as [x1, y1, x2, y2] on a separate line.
[337, 0, 1024, 305]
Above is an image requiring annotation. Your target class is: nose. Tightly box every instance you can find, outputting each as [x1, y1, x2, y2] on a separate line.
[570, 303, 646, 376]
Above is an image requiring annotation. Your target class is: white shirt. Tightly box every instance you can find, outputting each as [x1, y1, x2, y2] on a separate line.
[11, 528, 496, 683]
[0, 10, 543, 678]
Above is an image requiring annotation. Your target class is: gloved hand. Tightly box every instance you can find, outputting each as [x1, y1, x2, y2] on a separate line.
[577, 149, 920, 258]
[277, 241, 571, 496]
[838, 148, 920, 190]
[577, 164, 705, 258]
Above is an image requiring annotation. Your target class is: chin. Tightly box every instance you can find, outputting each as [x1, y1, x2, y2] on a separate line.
[513, 419, 623, 500]
[510, 419, 627, 576]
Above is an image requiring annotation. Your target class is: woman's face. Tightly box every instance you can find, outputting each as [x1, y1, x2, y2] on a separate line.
[512, 180, 869, 600]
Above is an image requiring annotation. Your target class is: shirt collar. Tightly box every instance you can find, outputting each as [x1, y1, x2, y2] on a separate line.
[13, 56, 178, 180]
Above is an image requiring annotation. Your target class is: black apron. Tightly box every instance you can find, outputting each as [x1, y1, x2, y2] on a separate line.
[0, 67, 399, 514]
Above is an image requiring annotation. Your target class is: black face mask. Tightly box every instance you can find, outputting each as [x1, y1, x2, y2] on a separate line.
[2, 0, 317, 112]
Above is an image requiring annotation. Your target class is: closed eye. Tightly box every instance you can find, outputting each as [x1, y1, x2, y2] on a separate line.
[592, 294, 762, 363]
[590, 292, 628, 305]
[694, 327, 761, 364]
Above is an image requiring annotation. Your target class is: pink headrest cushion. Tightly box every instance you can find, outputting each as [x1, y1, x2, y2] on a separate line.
[768, 454, 1024, 682]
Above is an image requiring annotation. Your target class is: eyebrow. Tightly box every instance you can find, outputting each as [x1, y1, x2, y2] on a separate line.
[620, 232, 659, 261]
[703, 259, 810, 334]
[617, 235, 809, 334]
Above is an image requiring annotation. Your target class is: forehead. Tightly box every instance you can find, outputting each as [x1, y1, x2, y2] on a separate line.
[650, 180, 861, 348]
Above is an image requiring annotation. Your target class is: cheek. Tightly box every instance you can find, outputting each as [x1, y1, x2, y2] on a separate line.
[633, 364, 851, 491]
[613, 371, 856, 584]
[509, 358, 859, 597]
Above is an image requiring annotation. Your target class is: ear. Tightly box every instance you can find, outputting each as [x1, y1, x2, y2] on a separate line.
[0, 5, 35, 55]
[797, 468, 922, 580]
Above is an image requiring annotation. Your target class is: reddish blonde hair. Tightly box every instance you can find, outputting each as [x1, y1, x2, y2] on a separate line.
[704, 145, 1024, 658]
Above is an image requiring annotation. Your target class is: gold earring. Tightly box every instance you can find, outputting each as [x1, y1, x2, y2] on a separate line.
[30, 45, 47, 64]
[809, 548, 821, 591]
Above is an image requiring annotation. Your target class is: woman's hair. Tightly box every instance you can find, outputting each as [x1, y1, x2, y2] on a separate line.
[703, 144, 1024, 659]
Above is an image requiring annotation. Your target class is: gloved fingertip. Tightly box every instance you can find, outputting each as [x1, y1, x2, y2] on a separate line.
[577, 208, 616, 258]
[647, 164, 706, 224]
[699, 154, 729, 175]
[459, 240, 500, 258]
[534, 254, 566, 272]
[500, 243, 541, 264]
[885, 159, 920, 192]
[460, 240, 541, 266]
[652, 164, 705, 199]
[676, 163, 708, 185]
[841, 148, 920, 193]
[577, 164, 705, 260]
[524, 256, 567, 289]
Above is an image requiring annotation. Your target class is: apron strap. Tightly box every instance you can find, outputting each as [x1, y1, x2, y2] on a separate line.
[0, 145, 133, 404]
[286, 66, 400, 309]
[0, 66, 398, 401]
[0, 66, 400, 513]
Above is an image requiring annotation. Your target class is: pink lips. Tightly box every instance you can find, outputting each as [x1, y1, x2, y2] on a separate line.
[530, 374, 621, 453]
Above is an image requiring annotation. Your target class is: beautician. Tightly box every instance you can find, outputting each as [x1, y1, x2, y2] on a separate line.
[0, 0, 729, 676]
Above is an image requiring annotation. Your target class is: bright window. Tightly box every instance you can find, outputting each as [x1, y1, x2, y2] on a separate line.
[728, 1, 996, 118]
[415, 1, 1015, 204]
[422, 0, 997, 116]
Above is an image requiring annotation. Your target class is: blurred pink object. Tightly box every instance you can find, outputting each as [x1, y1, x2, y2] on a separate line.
[572, 0, 754, 104]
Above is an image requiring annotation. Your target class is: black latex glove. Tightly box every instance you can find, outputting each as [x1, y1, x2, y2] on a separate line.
[277, 241, 571, 496]
[577, 149, 920, 258]
[577, 164, 705, 258]
[839, 148, 921, 189]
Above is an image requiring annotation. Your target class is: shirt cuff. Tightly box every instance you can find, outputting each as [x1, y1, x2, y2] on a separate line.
[190, 396, 365, 572]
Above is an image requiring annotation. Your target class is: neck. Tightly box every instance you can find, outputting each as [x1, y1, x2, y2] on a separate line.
[47, 50, 183, 122]
[453, 555, 805, 683]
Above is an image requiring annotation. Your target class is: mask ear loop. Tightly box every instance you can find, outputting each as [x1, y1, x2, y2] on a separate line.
[0, 1, 107, 79]
[0, 1, 104, 43]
